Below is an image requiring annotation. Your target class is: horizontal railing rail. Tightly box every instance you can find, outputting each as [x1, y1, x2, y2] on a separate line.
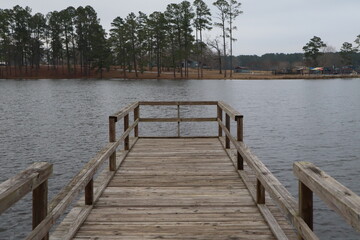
[138, 101, 218, 106]
[139, 117, 217, 122]
[0, 162, 52, 240]
[294, 162, 360, 233]
[136, 101, 218, 137]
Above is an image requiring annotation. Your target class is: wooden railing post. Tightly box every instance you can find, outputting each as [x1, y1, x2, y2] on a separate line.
[85, 178, 94, 205]
[256, 179, 265, 204]
[33, 180, 48, 240]
[225, 114, 230, 148]
[299, 181, 313, 237]
[124, 114, 129, 150]
[294, 161, 360, 234]
[109, 116, 117, 171]
[217, 105, 223, 137]
[237, 116, 244, 170]
[134, 106, 139, 137]
[177, 104, 180, 137]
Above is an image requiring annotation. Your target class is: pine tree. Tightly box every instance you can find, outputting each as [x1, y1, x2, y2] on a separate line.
[193, 0, 212, 78]
[213, 0, 229, 78]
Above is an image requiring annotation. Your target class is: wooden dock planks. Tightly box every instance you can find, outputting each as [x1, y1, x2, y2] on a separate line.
[66, 138, 280, 240]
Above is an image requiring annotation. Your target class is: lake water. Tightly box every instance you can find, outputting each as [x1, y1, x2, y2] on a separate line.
[0, 78, 359, 239]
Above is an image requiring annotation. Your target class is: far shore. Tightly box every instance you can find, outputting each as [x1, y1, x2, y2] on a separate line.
[1, 66, 359, 80]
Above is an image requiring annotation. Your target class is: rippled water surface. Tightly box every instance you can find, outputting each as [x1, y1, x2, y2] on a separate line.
[0, 78, 359, 239]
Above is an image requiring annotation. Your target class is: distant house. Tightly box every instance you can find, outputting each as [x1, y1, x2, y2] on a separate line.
[234, 66, 250, 73]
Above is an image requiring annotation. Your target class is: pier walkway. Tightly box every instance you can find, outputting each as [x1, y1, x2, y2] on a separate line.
[56, 137, 288, 239]
[1, 101, 359, 240]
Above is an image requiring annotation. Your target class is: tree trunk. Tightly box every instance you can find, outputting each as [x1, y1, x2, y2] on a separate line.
[222, 21, 227, 78]
[200, 30, 204, 79]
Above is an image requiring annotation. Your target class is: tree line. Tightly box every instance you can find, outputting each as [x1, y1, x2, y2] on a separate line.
[302, 35, 360, 68]
[1, 3, 359, 79]
[0, 5, 108, 77]
[236, 36, 360, 72]
[0, 1, 243, 78]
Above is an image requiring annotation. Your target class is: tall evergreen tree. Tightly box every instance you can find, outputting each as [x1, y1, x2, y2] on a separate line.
[137, 12, 149, 74]
[148, 11, 168, 77]
[0, 9, 11, 69]
[226, 0, 242, 78]
[354, 35, 360, 51]
[303, 36, 327, 66]
[29, 13, 46, 70]
[193, 0, 212, 78]
[11, 5, 32, 70]
[59, 7, 76, 74]
[125, 12, 139, 78]
[213, 0, 229, 78]
[110, 17, 128, 77]
[47, 11, 63, 68]
[179, 1, 194, 78]
[340, 42, 357, 66]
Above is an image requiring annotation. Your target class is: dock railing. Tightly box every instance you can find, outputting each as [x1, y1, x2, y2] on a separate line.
[0, 162, 52, 240]
[0, 101, 359, 240]
[294, 162, 360, 235]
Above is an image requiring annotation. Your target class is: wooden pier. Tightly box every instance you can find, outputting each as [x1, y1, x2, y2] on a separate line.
[1, 101, 359, 240]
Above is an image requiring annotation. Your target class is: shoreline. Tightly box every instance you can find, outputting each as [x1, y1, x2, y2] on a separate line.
[1, 67, 359, 80]
[1, 74, 359, 80]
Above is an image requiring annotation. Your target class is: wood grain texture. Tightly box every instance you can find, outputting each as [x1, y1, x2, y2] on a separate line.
[226, 114, 230, 148]
[134, 106, 139, 137]
[139, 101, 218, 106]
[294, 161, 360, 232]
[109, 116, 117, 171]
[0, 162, 52, 215]
[110, 102, 139, 121]
[218, 101, 243, 120]
[139, 117, 217, 122]
[70, 138, 278, 240]
[32, 180, 48, 240]
[217, 106, 223, 137]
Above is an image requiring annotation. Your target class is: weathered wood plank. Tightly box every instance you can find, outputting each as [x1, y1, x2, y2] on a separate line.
[109, 116, 116, 171]
[70, 138, 279, 240]
[134, 106, 139, 137]
[0, 162, 52, 215]
[294, 161, 360, 232]
[139, 101, 218, 106]
[217, 105, 223, 137]
[139, 117, 217, 122]
[32, 180, 49, 240]
[110, 102, 139, 121]
[218, 101, 243, 120]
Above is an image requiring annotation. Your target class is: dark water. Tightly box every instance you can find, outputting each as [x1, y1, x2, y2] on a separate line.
[0, 78, 359, 239]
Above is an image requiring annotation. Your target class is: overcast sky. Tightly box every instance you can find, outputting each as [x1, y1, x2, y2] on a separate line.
[1, 0, 359, 55]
